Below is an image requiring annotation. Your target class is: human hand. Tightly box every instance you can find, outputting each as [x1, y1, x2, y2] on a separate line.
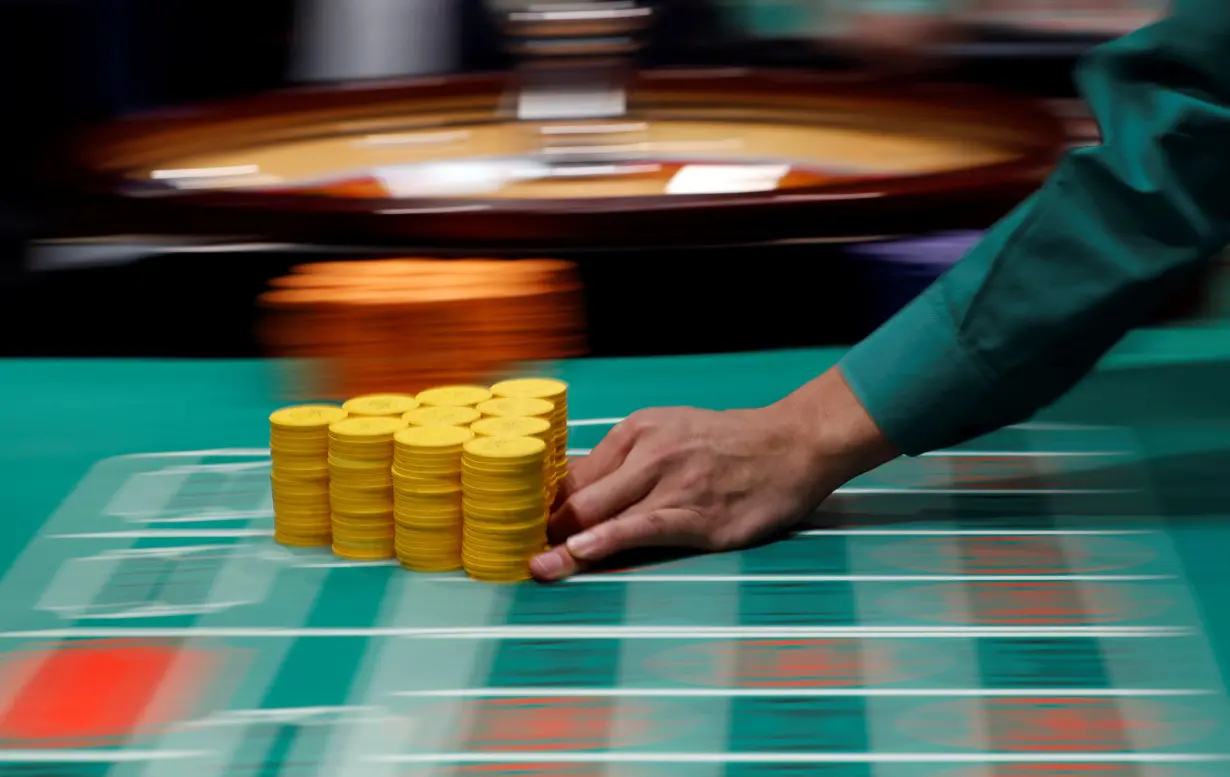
[529, 368, 898, 581]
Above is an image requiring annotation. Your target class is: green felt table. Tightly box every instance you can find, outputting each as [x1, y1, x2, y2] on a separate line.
[4, 329, 1230, 775]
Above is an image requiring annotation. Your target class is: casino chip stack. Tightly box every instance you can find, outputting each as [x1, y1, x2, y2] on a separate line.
[392, 426, 475, 571]
[490, 379, 569, 487]
[269, 405, 349, 547]
[461, 436, 550, 583]
[327, 416, 407, 560]
[342, 394, 420, 417]
[402, 406, 482, 428]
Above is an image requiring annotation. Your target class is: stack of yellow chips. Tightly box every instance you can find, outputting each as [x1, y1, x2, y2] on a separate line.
[490, 379, 569, 486]
[342, 394, 420, 417]
[392, 425, 474, 571]
[269, 405, 348, 547]
[403, 406, 482, 428]
[327, 416, 407, 560]
[416, 385, 493, 409]
[461, 436, 550, 582]
[471, 416, 553, 485]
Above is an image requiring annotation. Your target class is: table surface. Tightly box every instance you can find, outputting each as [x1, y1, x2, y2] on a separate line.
[5, 327, 1230, 774]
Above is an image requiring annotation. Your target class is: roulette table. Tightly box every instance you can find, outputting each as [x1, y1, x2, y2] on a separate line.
[4, 328, 1230, 773]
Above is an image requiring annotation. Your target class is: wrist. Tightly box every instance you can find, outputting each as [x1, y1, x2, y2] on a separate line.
[770, 366, 899, 489]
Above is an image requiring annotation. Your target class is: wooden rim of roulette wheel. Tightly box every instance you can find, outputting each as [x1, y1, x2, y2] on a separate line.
[68, 68, 1068, 249]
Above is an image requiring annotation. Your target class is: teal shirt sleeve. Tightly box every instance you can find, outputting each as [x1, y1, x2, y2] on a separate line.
[839, 1, 1230, 455]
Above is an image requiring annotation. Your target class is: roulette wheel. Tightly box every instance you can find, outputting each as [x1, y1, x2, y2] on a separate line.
[47, 1, 1071, 361]
[67, 69, 1064, 249]
[66, 0, 1067, 252]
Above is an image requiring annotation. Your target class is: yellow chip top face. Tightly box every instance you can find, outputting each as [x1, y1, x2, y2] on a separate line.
[476, 397, 555, 418]
[394, 425, 476, 448]
[471, 416, 552, 439]
[463, 435, 547, 459]
[416, 385, 495, 408]
[328, 416, 409, 437]
[342, 394, 420, 416]
[490, 378, 568, 400]
[402, 406, 483, 427]
[270, 405, 349, 428]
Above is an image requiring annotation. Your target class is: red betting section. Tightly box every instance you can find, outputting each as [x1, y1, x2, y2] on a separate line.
[0, 639, 214, 747]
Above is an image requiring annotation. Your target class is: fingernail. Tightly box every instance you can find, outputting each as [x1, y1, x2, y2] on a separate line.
[566, 531, 598, 559]
[531, 551, 565, 580]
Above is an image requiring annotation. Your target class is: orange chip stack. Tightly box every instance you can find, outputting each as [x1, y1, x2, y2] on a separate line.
[258, 259, 586, 399]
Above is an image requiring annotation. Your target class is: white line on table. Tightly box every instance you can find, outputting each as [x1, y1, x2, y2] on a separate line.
[561, 454, 1128, 494]
[0, 751, 209, 763]
[119, 449, 271, 460]
[0, 626, 1192, 639]
[924, 450, 1129, 457]
[392, 687, 1211, 698]
[299, 559, 400, 568]
[566, 418, 1118, 433]
[567, 448, 1127, 458]
[367, 752, 1228, 765]
[795, 529, 1155, 535]
[836, 488, 1130, 495]
[566, 417, 624, 427]
[432, 570, 1170, 582]
[49, 529, 274, 539]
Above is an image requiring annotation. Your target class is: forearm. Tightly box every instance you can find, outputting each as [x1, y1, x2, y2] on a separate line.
[839, 9, 1230, 455]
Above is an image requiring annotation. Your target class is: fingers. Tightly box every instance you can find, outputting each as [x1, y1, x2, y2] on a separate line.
[532, 508, 703, 582]
[529, 544, 584, 581]
[548, 456, 657, 543]
[550, 428, 632, 513]
[564, 418, 639, 493]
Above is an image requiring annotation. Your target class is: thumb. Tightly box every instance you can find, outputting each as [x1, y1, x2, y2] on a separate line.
[565, 508, 701, 565]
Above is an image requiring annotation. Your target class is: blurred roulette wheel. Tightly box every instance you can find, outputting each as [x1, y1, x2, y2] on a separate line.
[47, 67, 1069, 361]
[65, 69, 1066, 249]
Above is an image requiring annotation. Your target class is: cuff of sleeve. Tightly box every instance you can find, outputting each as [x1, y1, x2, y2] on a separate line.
[838, 292, 993, 456]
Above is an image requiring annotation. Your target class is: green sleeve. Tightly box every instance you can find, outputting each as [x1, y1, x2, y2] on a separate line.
[838, 2, 1230, 455]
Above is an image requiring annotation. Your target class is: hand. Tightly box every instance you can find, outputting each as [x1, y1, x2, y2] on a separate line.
[529, 368, 898, 581]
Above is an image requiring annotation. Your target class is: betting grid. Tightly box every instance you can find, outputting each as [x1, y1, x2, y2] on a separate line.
[0, 421, 1226, 776]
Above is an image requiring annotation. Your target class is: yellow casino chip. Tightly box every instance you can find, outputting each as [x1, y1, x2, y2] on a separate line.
[416, 385, 495, 408]
[342, 394, 420, 416]
[270, 405, 348, 429]
[329, 416, 408, 438]
[476, 397, 555, 419]
[471, 416, 552, 439]
[395, 425, 476, 449]
[402, 406, 483, 427]
[489, 378, 567, 400]
[463, 435, 547, 460]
